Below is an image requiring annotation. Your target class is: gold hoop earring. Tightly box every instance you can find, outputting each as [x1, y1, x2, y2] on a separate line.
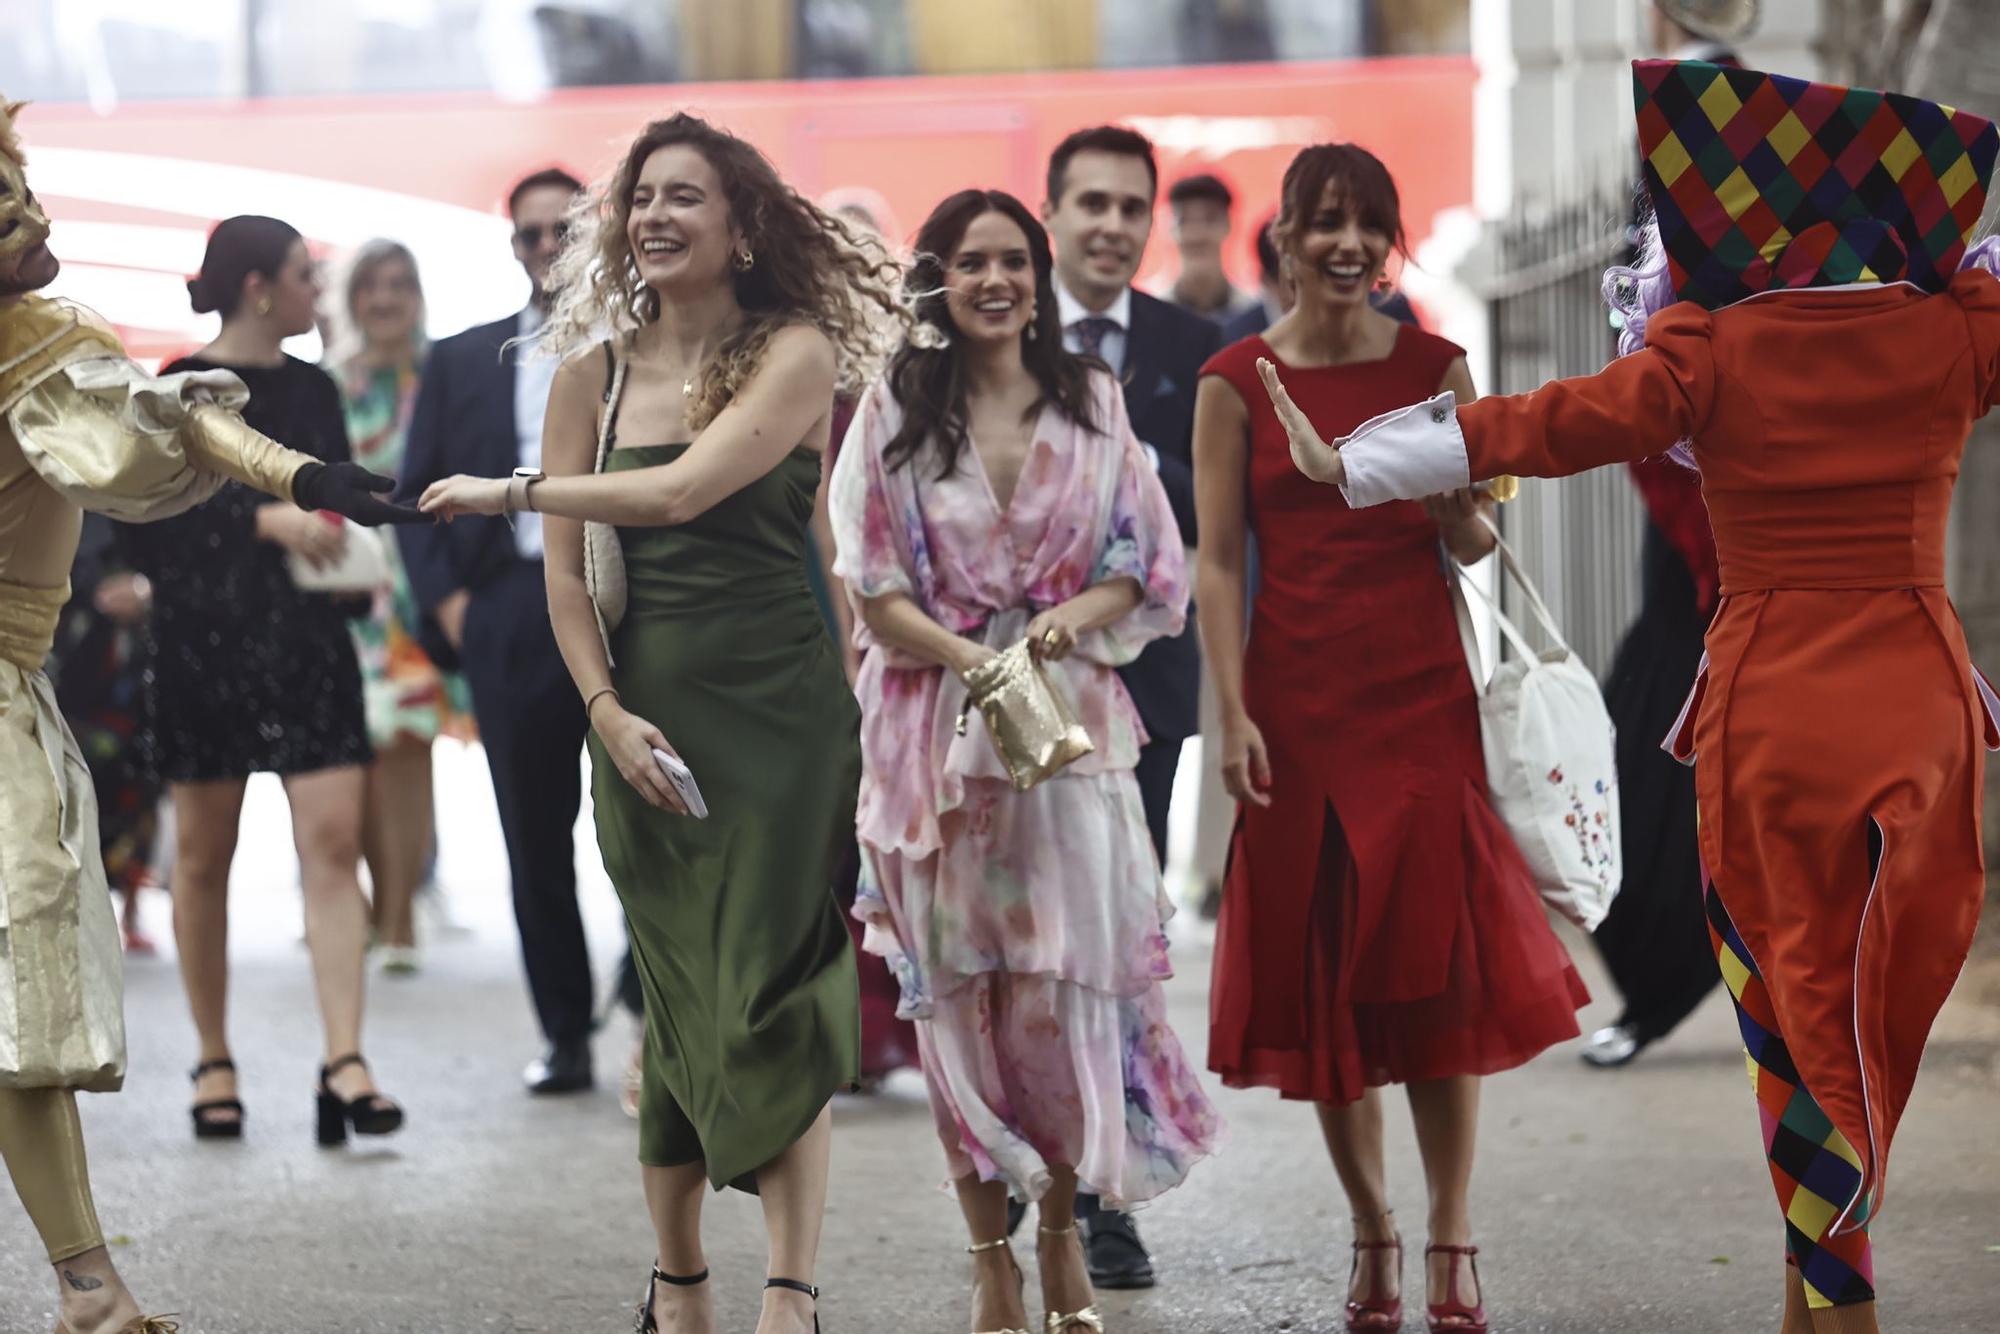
[735, 247, 754, 272]
[255, 296, 272, 316]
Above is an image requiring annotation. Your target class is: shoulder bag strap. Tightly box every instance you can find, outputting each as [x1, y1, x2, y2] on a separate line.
[1473, 510, 1573, 654]
[595, 338, 628, 476]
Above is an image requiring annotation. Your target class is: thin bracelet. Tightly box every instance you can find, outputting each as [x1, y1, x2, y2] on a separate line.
[583, 686, 621, 719]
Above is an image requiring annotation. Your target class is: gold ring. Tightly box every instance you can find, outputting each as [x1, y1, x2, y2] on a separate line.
[1043, 629, 1061, 647]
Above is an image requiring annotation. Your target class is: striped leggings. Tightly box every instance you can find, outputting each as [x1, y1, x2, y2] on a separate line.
[1706, 883, 1875, 1309]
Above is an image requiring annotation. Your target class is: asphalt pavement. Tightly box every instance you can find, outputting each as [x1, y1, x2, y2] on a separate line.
[3, 747, 1995, 1333]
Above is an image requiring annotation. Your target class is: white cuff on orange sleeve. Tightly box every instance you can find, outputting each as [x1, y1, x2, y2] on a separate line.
[1337, 390, 1471, 508]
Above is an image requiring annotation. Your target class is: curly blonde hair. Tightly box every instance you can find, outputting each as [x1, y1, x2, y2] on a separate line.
[539, 112, 909, 431]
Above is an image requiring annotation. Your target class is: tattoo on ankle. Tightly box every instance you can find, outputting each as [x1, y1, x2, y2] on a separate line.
[61, 1267, 104, 1291]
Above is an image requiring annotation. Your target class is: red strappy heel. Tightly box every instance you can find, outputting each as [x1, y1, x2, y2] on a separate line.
[1425, 1243, 1487, 1333]
[1345, 1211, 1403, 1332]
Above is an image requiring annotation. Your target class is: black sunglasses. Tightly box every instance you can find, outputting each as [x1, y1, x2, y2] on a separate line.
[514, 221, 570, 248]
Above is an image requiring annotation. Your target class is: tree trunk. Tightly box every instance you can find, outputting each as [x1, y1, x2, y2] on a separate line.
[1905, 0, 2000, 902]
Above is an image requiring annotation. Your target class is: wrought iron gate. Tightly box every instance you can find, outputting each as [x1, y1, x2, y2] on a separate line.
[1477, 184, 1647, 679]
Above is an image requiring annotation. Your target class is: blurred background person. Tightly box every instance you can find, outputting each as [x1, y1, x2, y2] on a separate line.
[1576, 0, 1754, 1074]
[326, 238, 465, 977]
[1195, 145, 1586, 1334]
[48, 515, 161, 956]
[1648, 0, 1754, 63]
[833, 187, 1219, 1334]
[1040, 125, 1219, 1285]
[821, 183, 904, 254]
[398, 167, 605, 1096]
[1220, 209, 1290, 344]
[119, 214, 404, 1146]
[1166, 171, 1256, 325]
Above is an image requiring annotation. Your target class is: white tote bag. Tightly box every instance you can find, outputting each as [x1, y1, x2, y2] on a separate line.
[1448, 513, 1622, 930]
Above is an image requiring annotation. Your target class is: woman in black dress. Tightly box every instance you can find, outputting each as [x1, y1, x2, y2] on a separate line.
[1579, 457, 1720, 1066]
[118, 215, 402, 1144]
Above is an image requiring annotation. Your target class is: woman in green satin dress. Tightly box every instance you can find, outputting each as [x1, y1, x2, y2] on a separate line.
[419, 113, 906, 1334]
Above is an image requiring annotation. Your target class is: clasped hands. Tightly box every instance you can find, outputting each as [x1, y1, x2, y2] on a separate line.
[947, 600, 1088, 683]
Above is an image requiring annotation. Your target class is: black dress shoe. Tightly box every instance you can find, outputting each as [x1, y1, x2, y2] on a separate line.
[1081, 1207, 1155, 1289]
[524, 1038, 594, 1094]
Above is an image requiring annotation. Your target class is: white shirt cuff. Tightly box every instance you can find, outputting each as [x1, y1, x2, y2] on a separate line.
[1337, 390, 1472, 508]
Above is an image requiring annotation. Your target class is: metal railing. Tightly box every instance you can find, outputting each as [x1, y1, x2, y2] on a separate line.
[1478, 181, 1647, 678]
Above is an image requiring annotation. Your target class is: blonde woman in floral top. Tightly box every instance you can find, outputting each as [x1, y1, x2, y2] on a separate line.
[327, 240, 464, 971]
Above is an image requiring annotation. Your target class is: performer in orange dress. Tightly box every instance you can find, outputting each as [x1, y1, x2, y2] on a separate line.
[1262, 59, 2000, 1334]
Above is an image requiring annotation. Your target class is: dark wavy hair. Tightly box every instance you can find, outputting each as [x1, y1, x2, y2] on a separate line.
[187, 214, 302, 318]
[884, 189, 1098, 477]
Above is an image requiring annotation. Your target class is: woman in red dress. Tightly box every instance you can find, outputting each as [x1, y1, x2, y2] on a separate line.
[1193, 144, 1587, 1334]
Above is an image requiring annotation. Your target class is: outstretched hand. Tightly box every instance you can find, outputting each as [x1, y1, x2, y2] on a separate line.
[292, 461, 425, 526]
[418, 475, 510, 522]
[1257, 357, 1346, 487]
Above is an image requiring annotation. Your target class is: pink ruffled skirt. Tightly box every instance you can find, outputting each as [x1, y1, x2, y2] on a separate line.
[856, 771, 1221, 1206]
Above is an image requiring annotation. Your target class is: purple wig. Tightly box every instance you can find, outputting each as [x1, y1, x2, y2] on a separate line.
[1601, 218, 1692, 463]
[1601, 219, 1677, 362]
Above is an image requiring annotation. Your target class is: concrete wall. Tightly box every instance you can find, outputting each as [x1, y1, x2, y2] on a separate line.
[1474, 0, 1821, 212]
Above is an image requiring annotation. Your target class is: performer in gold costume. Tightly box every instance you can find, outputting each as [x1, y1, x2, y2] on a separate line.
[0, 99, 413, 1333]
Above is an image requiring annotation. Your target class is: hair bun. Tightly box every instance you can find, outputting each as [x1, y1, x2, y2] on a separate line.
[186, 274, 216, 315]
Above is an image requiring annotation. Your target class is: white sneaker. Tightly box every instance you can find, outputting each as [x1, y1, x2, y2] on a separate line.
[377, 944, 422, 976]
[1579, 1024, 1642, 1068]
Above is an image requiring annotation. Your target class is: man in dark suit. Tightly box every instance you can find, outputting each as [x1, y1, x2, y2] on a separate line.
[1027, 123, 1220, 1291]
[397, 168, 600, 1095]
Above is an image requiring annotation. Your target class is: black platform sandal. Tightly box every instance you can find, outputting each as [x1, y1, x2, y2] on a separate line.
[315, 1053, 404, 1146]
[189, 1057, 243, 1140]
[766, 1277, 821, 1333]
[635, 1264, 709, 1333]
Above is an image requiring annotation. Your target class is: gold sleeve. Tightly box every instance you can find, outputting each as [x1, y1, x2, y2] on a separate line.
[10, 357, 309, 521]
[182, 402, 308, 500]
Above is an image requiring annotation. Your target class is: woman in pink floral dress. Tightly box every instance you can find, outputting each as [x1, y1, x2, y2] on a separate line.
[830, 190, 1220, 1334]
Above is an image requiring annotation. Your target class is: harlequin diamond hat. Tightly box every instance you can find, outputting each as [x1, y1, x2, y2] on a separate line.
[1634, 58, 1999, 308]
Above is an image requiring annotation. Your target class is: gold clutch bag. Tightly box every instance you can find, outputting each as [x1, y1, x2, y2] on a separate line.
[955, 639, 1095, 792]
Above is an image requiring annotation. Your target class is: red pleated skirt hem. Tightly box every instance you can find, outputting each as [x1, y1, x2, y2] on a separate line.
[1209, 775, 1589, 1107]
[1211, 969, 1589, 1105]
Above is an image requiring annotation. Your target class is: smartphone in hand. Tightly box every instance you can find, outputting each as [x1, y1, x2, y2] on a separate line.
[651, 747, 709, 818]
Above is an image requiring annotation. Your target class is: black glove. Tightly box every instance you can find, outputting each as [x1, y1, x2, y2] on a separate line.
[291, 461, 424, 526]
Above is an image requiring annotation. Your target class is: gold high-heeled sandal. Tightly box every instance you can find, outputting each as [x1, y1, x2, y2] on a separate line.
[1037, 1225, 1105, 1332]
[966, 1236, 1031, 1334]
[55, 1319, 181, 1333]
